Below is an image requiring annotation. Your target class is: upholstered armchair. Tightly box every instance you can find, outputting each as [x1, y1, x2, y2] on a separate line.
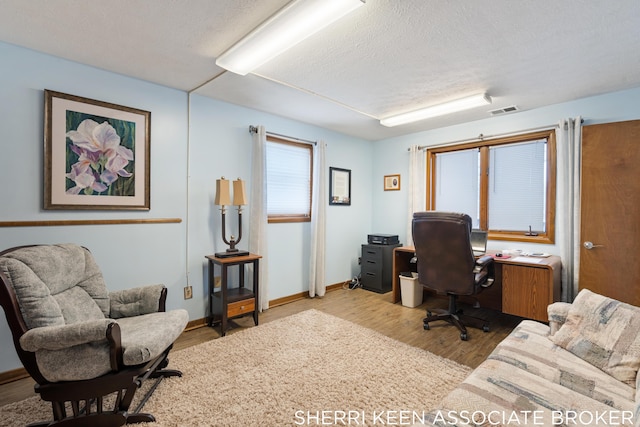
[0, 243, 189, 426]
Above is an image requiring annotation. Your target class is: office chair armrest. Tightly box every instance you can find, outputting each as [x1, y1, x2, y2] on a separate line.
[474, 256, 495, 288]
[473, 255, 494, 273]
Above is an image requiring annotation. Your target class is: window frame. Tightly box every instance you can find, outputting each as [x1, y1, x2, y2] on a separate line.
[266, 135, 314, 224]
[425, 130, 556, 244]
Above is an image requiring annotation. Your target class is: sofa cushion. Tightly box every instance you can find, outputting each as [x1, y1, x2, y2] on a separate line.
[420, 320, 635, 426]
[550, 289, 640, 386]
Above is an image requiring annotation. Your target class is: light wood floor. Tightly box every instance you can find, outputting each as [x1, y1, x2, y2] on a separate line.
[0, 286, 523, 407]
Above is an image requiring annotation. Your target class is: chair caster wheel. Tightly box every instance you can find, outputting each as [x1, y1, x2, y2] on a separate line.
[426, 311, 432, 317]
[423, 323, 430, 330]
[482, 325, 490, 332]
[460, 332, 468, 341]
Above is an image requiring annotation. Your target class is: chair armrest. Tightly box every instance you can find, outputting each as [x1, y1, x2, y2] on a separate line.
[474, 255, 494, 271]
[473, 256, 495, 288]
[109, 284, 166, 319]
[548, 302, 572, 336]
[19, 318, 116, 352]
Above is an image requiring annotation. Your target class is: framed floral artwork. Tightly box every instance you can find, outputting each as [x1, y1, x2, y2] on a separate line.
[44, 90, 151, 210]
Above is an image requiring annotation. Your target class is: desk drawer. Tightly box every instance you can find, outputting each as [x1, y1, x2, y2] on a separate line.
[227, 298, 255, 317]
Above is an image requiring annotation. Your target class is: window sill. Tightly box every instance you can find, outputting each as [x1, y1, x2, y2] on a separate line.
[488, 231, 554, 245]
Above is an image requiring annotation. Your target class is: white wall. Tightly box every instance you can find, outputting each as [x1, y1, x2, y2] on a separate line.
[371, 87, 640, 258]
[0, 42, 372, 373]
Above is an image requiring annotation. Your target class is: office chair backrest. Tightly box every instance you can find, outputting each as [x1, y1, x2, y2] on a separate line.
[412, 211, 476, 296]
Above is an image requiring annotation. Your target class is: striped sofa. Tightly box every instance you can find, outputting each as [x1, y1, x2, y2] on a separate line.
[418, 289, 640, 426]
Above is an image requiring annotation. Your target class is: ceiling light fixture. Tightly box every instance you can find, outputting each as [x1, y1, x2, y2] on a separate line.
[216, 0, 365, 76]
[380, 93, 492, 127]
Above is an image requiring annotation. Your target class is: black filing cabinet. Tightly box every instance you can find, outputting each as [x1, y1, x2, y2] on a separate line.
[361, 243, 401, 293]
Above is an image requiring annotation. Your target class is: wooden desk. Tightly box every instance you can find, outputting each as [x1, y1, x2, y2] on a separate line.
[205, 253, 261, 336]
[392, 246, 561, 322]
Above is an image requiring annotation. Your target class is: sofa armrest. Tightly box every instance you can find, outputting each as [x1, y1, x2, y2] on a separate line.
[109, 284, 166, 319]
[634, 373, 640, 427]
[547, 302, 572, 336]
[19, 318, 116, 352]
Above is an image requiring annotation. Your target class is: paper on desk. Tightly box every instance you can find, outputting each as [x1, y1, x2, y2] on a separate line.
[511, 256, 545, 264]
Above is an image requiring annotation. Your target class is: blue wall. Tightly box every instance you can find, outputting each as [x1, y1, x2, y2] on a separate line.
[0, 42, 372, 373]
[187, 94, 372, 305]
[2, 39, 640, 374]
[371, 87, 640, 257]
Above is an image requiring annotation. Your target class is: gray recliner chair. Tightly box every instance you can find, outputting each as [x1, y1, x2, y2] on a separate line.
[0, 243, 189, 426]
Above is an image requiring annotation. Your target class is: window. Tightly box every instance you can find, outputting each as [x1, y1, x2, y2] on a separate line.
[426, 130, 556, 243]
[266, 136, 313, 223]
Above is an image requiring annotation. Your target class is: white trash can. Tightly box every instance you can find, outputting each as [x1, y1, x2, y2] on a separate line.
[399, 272, 422, 308]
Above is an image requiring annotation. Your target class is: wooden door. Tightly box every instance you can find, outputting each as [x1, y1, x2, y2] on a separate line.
[579, 120, 640, 306]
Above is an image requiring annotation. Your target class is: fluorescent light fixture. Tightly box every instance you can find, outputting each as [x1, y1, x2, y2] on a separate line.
[380, 93, 492, 127]
[216, 0, 364, 75]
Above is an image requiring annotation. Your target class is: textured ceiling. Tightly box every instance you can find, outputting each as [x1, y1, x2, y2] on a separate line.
[1, 0, 639, 141]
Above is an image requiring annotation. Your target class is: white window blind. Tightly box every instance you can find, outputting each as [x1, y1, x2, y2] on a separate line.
[435, 148, 480, 228]
[488, 140, 546, 232]
[266, 140, 311, 217]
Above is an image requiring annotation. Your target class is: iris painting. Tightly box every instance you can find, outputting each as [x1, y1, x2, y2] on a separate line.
[65, 111, 135, 197]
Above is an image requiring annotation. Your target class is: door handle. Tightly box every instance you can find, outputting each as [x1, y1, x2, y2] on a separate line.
[583, 241, 604, 250]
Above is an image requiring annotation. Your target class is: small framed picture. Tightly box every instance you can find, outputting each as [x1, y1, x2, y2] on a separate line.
[329, 167, 351, 205]
[384, 174, 401, 191]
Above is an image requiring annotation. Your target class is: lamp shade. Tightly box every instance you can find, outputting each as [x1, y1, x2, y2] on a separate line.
[233, 179, 247, 206]
[215, 178, 231, 206]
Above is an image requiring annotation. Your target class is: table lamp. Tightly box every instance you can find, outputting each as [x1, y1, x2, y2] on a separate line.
[214, 177, 250, 258]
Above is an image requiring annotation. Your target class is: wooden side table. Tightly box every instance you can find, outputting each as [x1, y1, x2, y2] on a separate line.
[205, 253, 261, 336]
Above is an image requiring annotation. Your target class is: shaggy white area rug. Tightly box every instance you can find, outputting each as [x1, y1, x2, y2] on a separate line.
[0, 309, 470, 426]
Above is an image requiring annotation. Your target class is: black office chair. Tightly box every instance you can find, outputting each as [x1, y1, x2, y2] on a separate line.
[412, 211, 495, 340]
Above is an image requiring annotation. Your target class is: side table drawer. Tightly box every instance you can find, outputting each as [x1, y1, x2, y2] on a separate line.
[228, 298, 255, 317]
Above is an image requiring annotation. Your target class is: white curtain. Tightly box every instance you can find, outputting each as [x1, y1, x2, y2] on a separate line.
[406, 145, 426, 247]
[556, 117, 582, 302]
[249, 125, 269, 311]
[309, 140, 327, 297]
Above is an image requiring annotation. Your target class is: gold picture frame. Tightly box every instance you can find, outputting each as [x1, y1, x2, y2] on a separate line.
[384, 174, 401, 191]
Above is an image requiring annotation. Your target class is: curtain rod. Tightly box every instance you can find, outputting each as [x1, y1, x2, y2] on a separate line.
[249, 125, 316, 145]
[407, 123, 564, 151]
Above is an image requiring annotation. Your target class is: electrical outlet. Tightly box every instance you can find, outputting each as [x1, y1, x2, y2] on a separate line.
[184, 285, 193, 299]
[214, 276, 221, 288]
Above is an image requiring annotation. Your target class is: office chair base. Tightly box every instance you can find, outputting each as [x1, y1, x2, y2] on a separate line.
[422, 307, 489, 341]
